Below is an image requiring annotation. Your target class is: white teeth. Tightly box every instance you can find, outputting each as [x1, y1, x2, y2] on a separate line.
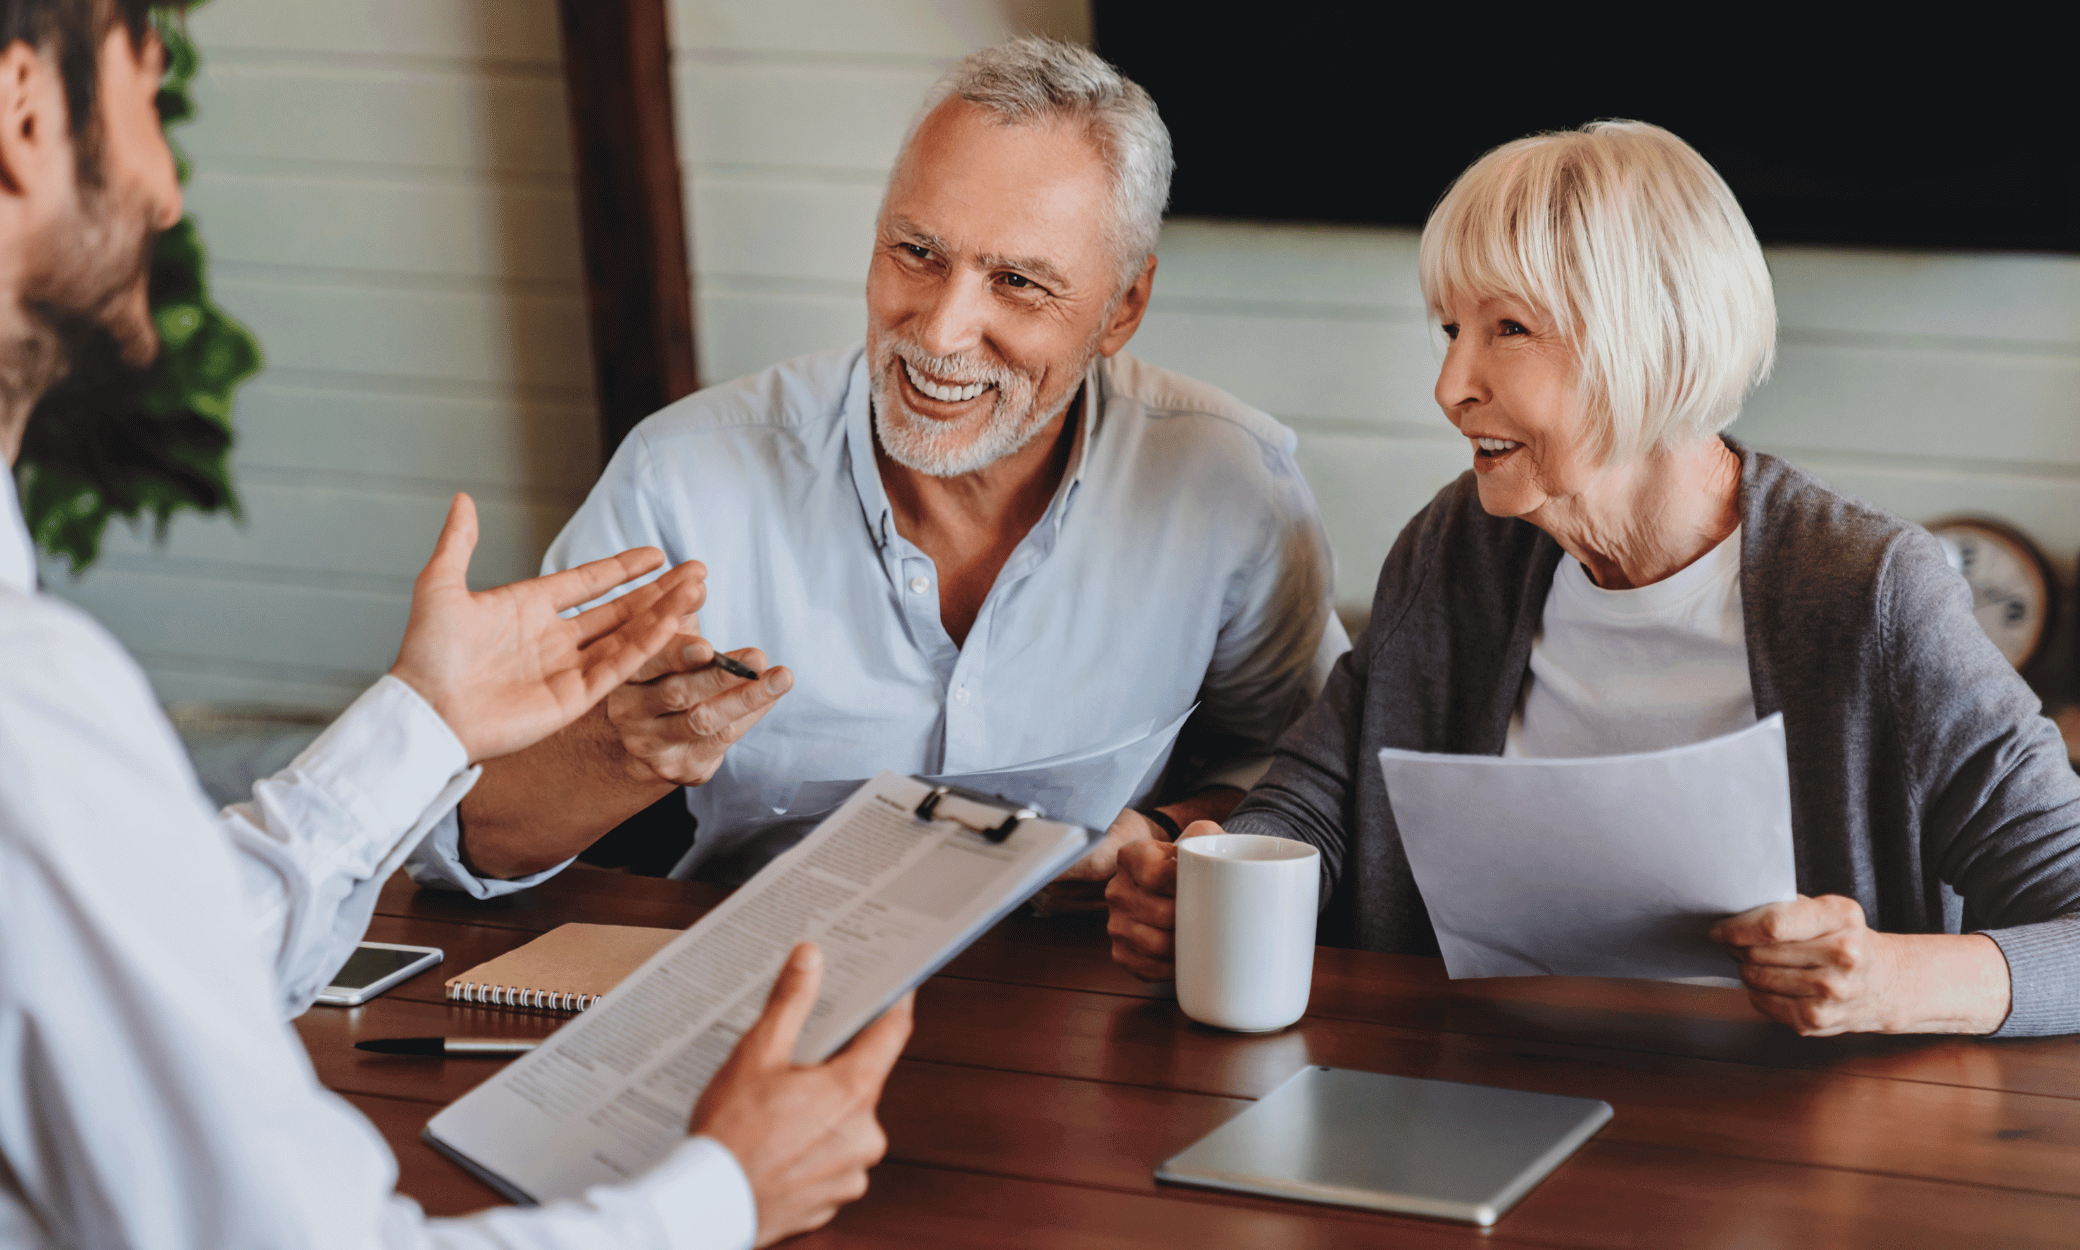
[1474, 437, 1521, 453]
[903, 361, 989, 403]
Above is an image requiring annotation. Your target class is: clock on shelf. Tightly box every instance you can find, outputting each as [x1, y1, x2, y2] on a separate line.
[1926, 517, 2056, 671]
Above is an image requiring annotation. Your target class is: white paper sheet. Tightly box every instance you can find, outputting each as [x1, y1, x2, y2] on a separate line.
[779, 702, 1197, 833]
[1377, 714, 1796, 982]
[424, 772, 1095, 1203]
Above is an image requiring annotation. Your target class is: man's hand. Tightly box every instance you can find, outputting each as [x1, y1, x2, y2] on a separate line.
[602, 641, 793, 787]
[1710, 894, 2012, 1036]
[388, 494, 706, 763]
[692, 944, 913, 1247]
[1106, 819, 1222, 980]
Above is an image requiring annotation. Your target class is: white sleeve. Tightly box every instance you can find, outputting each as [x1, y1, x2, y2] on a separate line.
[388, 1138, 756, 1250]
[0, 600, 756, 1250]
[225, 675, 481, 1016]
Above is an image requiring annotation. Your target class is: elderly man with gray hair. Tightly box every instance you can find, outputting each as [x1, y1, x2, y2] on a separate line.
[412, 38, 1345, 897]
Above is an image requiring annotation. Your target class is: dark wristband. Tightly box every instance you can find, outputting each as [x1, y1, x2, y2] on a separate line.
[1137, 806, 1184, 841]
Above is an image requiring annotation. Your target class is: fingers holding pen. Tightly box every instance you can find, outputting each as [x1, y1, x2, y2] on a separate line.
[606, 646, 793, 786]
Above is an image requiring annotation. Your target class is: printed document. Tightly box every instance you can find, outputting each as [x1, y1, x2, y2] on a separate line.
[1377, 714, 1796, 982]
[425, 772, 1097, 1202]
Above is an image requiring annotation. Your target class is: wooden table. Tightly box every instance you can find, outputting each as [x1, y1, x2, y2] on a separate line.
[300, 866, 2080, 1247]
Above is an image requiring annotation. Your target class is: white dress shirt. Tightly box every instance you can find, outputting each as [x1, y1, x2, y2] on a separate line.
[0, 472, 755, 1249]
[411, 346, 1347, 890]
[1506, 526, 1756, 758]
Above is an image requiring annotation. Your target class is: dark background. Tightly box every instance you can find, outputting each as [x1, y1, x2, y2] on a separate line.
[1091, 10, 2069, 254]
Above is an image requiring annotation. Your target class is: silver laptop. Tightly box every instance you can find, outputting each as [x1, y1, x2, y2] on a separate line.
[1155, 1066, 1612, 1226]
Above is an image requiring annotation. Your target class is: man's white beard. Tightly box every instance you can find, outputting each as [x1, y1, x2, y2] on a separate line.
[869, 337, 1087, 478]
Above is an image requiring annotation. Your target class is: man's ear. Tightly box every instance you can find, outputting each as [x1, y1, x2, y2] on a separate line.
[1096, 254, 1157, 358]
[0, 39, 61, 199]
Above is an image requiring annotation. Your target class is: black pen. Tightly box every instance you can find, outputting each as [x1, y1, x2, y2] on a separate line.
[709, 652, 760, 680]
[354, 1037, 540, 1057]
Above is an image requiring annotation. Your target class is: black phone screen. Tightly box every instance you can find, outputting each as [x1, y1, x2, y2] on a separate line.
[329, 945, 431, 989]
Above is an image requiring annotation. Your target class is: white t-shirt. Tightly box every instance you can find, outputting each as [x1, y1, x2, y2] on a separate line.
[1505, 526, 1756, 758]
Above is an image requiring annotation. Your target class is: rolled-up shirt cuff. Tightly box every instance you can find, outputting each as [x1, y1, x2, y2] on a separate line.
[404, 806, 574, 897]
[280, 675, 477, 861]
[630, 1135, 756, 1250]
[1982, 917, 2080, 1037]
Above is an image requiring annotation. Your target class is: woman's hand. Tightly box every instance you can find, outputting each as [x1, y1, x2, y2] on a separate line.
[387, 494, 706, 763]
[691, 944, 912, 1247]
[1106, 819, 1224, 979]
[1711, 895, 2012, 1035]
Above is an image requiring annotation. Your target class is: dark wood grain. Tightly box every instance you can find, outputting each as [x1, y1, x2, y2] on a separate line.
[326, 870, 2080, 1245]
[554, 0, 698, 456]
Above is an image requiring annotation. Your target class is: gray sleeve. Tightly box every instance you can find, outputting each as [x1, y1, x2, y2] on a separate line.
[1224, 493, 1439, 906]
[1878, 531, 2080, 1036]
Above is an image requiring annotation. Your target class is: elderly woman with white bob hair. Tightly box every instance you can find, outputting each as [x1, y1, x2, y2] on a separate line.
[1108, 120, 2080, 1037]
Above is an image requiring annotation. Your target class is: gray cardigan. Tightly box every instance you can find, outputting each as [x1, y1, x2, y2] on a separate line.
[1227, 440, 2080, 1036]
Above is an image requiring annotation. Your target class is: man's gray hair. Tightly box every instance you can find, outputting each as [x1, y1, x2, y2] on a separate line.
[901, 37, 1173, 293]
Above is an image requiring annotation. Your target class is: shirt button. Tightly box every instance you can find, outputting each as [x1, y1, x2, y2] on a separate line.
[909, 576, 930, 594]
[954, 688, 972, 705]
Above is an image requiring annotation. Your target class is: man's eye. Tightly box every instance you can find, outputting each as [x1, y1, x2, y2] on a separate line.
[1000, 272, 1035, 289]
[900, 243, 931, 260]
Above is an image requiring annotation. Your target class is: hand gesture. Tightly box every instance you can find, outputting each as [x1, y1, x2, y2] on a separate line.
[692, 944, 913, 1246]
[1710, 894, 2011, 1036]
[603, 640, 793, 787]
[387, 494, 705, 762]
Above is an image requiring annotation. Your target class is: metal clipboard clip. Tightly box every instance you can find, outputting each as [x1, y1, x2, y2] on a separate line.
[913, 781, 1043, 844]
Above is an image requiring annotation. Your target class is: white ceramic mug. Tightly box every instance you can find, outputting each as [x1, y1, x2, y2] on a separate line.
[1175, 834, 1320, 1032]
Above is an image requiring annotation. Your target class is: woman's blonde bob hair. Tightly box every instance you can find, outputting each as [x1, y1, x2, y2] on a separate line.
[1418, 120, 1777, 462]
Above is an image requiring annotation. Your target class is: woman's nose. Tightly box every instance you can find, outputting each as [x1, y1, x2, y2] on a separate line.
[1434, 337, 1486, 419]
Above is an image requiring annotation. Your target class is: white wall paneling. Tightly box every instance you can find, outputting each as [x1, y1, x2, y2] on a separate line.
[59, 0, 2078, 709]
[45, 0, 599, 709]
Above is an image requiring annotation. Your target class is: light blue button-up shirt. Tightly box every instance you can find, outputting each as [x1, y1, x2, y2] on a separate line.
[411, 346, 1345, 888]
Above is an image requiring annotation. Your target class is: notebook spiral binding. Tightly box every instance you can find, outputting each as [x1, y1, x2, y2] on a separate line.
[446, 981, 600, 1013]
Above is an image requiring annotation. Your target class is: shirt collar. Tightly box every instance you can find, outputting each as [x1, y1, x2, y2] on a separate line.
[0, 465, 36, 594]
[842, 350, 1104, 552]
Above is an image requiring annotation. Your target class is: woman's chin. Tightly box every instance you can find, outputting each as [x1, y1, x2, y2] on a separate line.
[1471, 473, 1540, 520]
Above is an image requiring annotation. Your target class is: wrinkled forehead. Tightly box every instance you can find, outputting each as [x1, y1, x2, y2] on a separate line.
[880, 102, 1116, 278]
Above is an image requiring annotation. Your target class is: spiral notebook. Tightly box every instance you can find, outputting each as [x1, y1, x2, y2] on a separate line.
[443, 923, 680, 1012]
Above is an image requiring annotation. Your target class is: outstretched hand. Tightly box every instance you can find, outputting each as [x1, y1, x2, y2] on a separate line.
[693, 944, 912, 1246]
[388, 494, 708, 762]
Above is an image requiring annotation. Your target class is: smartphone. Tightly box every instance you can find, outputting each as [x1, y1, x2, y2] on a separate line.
[316, 941, 444, 1006]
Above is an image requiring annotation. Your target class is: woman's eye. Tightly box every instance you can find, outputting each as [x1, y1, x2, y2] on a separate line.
[1440, 323, 1459, 340]
[1499, 320, 1527, 336]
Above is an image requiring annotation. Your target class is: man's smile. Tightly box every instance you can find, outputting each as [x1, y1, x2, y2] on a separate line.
[900, 359, 995, 411]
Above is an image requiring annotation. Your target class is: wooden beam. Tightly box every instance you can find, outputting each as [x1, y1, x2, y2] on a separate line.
[555, 0, 698, 462]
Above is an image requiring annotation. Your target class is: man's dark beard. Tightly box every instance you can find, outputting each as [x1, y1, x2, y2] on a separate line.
[15, 221, 237, 555]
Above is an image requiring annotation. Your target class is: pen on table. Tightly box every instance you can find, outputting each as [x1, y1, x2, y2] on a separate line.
[355, 1037, 540, 1057]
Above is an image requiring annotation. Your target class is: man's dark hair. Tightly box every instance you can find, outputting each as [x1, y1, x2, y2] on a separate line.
[0, 0, 157, 184]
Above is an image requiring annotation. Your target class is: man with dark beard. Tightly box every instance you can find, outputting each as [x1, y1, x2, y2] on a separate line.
[1, 3, 910, 1246]
[432, 38, 1347, 900]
